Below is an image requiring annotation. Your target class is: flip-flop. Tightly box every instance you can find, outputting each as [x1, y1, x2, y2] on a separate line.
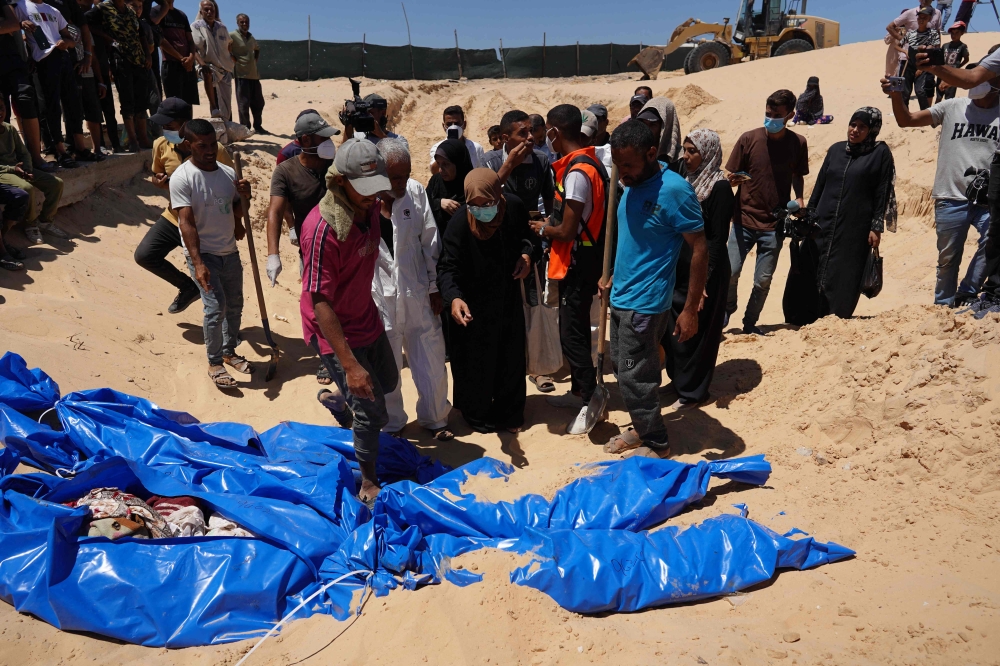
[431, 427, 454, 441]
[603, 427, 643, 454]
[0, 254, 24, 271]
[316, 365, 333, 385]
[628, 445, 672, 459]
[529, 375, 556, 393]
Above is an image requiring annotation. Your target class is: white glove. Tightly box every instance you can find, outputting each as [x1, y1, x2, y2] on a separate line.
[266, 254, 282, 287]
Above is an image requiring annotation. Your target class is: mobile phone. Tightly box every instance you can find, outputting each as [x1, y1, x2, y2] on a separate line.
[888, 76, 906, 92]
[924, 47, 945, 67]
[729, 171, 752, 184]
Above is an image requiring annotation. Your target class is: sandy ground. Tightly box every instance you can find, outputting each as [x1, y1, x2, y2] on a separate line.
[1, 36, 999, 665]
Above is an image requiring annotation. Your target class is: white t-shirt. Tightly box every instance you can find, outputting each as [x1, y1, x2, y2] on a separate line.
[564, 171, 594, 230]
[16, 0, 67, 62]
[929, 97, 1000, 200]
[594, 144, 613, 172]
[170, 160, 241, 256]
[430, 137, 485, 169]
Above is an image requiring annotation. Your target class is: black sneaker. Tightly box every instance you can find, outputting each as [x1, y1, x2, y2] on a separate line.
[254, 126, 271, 135]
[168, 287, 201, 314]
[742, 324, 765, 336]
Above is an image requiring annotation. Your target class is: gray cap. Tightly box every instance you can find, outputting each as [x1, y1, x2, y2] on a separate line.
[334, 138, 392, 196]
[581, 109, 599, 138]
[294, 112, 341, 139]
[630, 93, 649, 106]
[587, 103, 608, 119]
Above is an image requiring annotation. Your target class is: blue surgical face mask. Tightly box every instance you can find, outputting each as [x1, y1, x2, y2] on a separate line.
[763, 116, 787, 134]
[163, 129, 183, 145]
[469, 204, 499, 222]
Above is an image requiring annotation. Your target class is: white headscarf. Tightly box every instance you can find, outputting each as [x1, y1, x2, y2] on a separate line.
[684, 129, 727, 202]
[639, 97, 682, 165]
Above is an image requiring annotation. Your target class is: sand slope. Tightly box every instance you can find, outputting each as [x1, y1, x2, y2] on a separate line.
[1, 36, 999, 665]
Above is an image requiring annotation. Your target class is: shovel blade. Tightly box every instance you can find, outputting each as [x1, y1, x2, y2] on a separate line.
[263, 349, 279, 382]
[583, 385, 609, 434]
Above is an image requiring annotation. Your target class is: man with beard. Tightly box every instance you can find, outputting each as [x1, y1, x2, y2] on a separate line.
[373, 139, 453, 440]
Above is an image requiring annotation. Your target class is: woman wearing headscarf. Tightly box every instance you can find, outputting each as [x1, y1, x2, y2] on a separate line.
[635, 97, 684, 173]
[661, 129, 735, 408]
[794, 77, 834, 125]
[787, 107, 897, 323]
[426, 138, 475, 234]
[436, 169, 535, 433]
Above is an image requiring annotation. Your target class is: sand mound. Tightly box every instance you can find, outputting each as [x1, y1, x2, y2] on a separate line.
[2, 36, 999, 665]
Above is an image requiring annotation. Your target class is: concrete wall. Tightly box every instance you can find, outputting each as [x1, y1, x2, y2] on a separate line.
[59, 151, 151, 209]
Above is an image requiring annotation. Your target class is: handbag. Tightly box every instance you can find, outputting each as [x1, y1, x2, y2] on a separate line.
[861, 247, 883, 299]
[521, 264, 563, 376]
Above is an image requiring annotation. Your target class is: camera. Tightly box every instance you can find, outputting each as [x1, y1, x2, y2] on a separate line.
[773, 203, 819, 241]
[338, 78, 383, 134]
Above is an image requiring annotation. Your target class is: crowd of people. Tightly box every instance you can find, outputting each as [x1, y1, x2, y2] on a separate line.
[3, 2, 999, 506]
[0, 1, 268, 269]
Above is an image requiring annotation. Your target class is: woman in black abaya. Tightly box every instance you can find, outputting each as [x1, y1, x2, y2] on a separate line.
[436, 169, 535, 433]
[426, 138, 475, 234]
[795, 107, 897, 322]
[662, 129, 734, 408]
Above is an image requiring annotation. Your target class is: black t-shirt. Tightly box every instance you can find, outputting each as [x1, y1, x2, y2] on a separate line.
[482, 147, 555, 214]
[159, 7, 191, 61]
[0, 0, 26, 72]
[943, 41, 969, 67]
[380, 213, 394, 258]
[46, 0, 85, 28]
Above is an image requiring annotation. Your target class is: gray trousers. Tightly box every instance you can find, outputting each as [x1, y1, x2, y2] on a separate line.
[610, 306, 670, 449]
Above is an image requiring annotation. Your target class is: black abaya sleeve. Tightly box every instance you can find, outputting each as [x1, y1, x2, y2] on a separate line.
[436, 206, 470, 305]
[503, 193, 537, 261]
[807, 147, 833, 210]
[702, 181, 736, 282]
[426, 174, 453, 233]
[869, 144, 896, 233]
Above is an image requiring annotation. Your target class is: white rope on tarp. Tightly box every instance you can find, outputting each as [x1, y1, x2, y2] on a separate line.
[37, 407, 56, 424]
[233, 569, 373, 666]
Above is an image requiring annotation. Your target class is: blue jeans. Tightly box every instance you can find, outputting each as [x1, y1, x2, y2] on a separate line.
[934, 199, 989, 305]
[186, 251, 244, 366]
[726, 225, 783, 328]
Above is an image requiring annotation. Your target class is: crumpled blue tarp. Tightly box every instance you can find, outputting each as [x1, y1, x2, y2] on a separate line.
[0, 351, 854, 648]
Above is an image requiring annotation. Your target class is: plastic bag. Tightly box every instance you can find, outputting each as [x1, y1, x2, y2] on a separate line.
[861, 247, 883, 299]
[521, 265, 562, 376]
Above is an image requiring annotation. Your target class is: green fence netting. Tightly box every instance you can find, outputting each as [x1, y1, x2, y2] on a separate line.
[257, 40, 660, 81]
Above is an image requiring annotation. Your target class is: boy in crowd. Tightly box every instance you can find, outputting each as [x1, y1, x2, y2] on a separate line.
[0, 101, 66, 244]
[937, 22, 969, 103]
[487, 125, 501, 151]
[151, 0, 199, 105]
[725, 89, 807, 335]
[170, 118, 251, 388]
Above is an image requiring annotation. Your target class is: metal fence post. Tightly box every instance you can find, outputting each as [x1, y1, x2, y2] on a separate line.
[306, 15, 311, 81]
[455, 30, 463, 78]
[576, 41, 579, 76]
[542, 32, 546, 77]
[499, 39, 507, 78]
[402, 3, 415, 80]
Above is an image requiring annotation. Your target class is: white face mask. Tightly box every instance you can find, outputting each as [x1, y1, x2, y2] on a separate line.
[317, 139, 336, 160]
[546, 128, 557, 155]
[969, 82, 996, 100]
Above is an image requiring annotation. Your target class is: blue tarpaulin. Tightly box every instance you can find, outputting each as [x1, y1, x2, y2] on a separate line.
[0, 352, 854, 648]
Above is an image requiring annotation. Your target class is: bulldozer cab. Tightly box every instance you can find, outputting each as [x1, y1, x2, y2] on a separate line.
[735, 0, 806, 43]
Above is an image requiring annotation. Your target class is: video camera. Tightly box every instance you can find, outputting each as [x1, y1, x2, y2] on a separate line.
[773, 200, 819, 241]
[338, 78, 387, 134]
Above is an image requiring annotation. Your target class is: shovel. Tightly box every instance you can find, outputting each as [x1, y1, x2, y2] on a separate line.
[234, 152, 279, 381]
[582, 163, 620, 434]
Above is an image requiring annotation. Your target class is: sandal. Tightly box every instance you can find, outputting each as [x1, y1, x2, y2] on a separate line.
[223, 355, 254, 375]
[316, 365, 333, 385]
[5, 245, 24, 261]
[529, 375, 556, 393]
[629, 445, 672, 459]
[0, 253, 24, 271]
[56, 153, 78, 169]
[603, 427, 644, 455]
[208, 365, 237, 388]
[431, 427, 454, 441]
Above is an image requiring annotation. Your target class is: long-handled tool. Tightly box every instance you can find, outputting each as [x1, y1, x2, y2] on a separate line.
[234, 152, 279, 381]
[582, 163, 619, 434]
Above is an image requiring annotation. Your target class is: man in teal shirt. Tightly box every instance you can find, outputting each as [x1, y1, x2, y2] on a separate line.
[230, 13, 267, 134]
[601, 120, 707, 458]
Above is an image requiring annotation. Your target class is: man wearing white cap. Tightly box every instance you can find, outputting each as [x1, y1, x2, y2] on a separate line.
[299, 138, 397, 508]
[373, 138, 453, 441]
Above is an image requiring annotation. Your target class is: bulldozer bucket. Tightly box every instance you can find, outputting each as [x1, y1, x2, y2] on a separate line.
[629, 47, 666, 80]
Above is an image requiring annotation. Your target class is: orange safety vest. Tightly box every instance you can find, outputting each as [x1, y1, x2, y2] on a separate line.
[547, 147, 609, 281]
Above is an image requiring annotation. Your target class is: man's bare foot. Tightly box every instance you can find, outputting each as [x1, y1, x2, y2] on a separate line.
[358, 480, 381, 509]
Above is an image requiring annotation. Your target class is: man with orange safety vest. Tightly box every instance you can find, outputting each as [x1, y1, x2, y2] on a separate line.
[529, 104, 610, 435]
